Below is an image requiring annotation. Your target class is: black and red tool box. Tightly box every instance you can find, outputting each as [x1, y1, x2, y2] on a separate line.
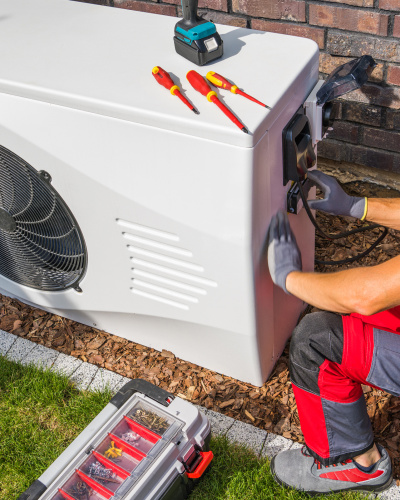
[18, 380, 213, 500]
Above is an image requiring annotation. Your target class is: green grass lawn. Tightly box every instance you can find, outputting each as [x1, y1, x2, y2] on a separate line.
[0, 355, 361, 500]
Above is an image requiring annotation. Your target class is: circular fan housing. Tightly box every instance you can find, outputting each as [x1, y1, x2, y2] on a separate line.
[0, 145, 87, 291]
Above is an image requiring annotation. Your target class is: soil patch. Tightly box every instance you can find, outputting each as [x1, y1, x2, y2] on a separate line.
[1, 167, 400, 479]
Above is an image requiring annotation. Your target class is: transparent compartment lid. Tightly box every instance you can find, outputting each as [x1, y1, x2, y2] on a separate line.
[57, 471, 111, 500]
[95, 434, 144, 474]
[50, 493, 68, 500]
[111, 416, 158, 456]
[78, 452, 128, 494]
[126, 399, 175, 437]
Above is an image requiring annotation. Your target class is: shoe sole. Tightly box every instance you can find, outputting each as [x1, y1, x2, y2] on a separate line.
[270, 455, 393, 497]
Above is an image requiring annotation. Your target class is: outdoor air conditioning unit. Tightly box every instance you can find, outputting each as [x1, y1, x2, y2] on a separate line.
[0, 0, 322, 386]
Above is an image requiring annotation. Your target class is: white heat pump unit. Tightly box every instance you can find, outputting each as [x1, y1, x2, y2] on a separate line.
[0, 0, 321, 386]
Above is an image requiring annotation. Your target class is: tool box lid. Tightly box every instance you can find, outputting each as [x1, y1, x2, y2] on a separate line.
[0, 0, 319, 148]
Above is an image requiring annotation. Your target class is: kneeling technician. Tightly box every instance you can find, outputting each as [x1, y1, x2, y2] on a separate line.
[267, 170, 399, 495]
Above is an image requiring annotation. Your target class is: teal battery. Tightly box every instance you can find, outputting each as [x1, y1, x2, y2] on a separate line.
[18, 380, 213, 500]
[174, 0, 223, 65]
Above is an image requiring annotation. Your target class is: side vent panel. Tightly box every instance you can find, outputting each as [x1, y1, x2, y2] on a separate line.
[116, 219, 217, 310]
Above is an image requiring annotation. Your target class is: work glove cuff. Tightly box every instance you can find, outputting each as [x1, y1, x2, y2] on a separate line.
[276, 265, 301, 295]
[349, 196, 366, 219]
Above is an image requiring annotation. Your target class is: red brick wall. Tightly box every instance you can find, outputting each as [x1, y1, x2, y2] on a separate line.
[75, 0, 400, 174]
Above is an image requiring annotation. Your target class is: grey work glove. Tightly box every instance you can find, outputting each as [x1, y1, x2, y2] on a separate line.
[307, 170, 367, 219]
[267, 211, 302, 294]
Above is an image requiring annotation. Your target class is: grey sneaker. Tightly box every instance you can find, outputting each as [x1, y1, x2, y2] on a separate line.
[271, 445, 393, 496]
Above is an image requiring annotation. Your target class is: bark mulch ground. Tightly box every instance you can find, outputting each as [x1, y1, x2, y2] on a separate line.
[1, 166, 400, 480]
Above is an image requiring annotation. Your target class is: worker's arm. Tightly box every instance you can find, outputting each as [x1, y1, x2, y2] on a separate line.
[267, 211, 400, 315]
[364, 198, 400, 231]
[286, 254, 400, 315]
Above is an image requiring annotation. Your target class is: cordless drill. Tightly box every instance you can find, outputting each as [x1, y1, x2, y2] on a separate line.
[174, 0, 223, 66]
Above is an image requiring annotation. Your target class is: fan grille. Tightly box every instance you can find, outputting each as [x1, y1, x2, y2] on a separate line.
[0, 145, 87, 291]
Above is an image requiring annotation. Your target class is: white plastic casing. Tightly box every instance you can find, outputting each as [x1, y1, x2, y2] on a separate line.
[0, 0, 319, 385]
[304, 80, 327, 146]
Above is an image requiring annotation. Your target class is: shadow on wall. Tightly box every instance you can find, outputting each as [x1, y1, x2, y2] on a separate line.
[360, 82, 400, 109]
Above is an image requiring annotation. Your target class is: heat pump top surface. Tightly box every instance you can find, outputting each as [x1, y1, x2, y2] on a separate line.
[0, 0, 318, 147]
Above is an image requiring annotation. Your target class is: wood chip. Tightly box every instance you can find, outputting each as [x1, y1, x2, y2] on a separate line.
[12, 319, 22, 332]
[244, 409, 255, 422]
[160, 349, 175, 359]
[219, 399, 235, 409]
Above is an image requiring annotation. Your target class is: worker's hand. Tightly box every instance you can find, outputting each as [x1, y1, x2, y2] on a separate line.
[266, 211, 302, 294]
[307, 170, 366, 219]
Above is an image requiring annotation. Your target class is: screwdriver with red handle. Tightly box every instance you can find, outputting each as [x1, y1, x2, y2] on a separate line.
[206, 71, 271, 109]
[152, 66, 199, 114]
[186, 70, 248, 134]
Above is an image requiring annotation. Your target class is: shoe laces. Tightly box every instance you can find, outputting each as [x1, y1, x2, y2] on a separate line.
[301, 447, 352, 470]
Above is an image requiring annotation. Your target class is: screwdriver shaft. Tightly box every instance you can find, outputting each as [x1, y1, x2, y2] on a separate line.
[210, 95, 248, 133]
[236, 89, 271, 109]
[173, 88, 199, 114]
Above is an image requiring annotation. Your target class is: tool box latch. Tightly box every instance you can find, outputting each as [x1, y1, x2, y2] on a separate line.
[182, 447, 213, 479]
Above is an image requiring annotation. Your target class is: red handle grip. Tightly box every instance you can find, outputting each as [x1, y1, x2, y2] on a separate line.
[186, 70, 212, 97]
[152, 66, 175, 91]
[186, 451, 214, 479]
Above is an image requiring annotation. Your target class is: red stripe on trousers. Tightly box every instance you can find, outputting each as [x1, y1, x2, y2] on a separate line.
[292, 383, 330, 459]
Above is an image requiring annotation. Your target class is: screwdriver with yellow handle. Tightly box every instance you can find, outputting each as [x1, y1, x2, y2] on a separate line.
[152, 66, 199, 114]
[206, 71, 271, 109]
[186, 70, 248, 134]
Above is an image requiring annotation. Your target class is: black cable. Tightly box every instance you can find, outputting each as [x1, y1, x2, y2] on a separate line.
[297, 180, 388, 266]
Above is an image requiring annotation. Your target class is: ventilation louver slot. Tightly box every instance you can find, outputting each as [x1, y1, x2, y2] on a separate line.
[0, 145, 87, 291]
[117, 219, 217, 310]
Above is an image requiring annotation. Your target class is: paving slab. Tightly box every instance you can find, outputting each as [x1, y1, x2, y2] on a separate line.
[112, 376, 132, 394]
[379, 482, 400, 499]
[0, 329, 17, 355]
[51, 352, 83, 377]
[6, 337, 36, 363]
[89, 368, 124, 393]
[23, 344, 59, 369]
[261, 433, 296, 459]
[199, 407, 236, 436]
[69, 361, 99, 391]
[226, 419, 268, 456]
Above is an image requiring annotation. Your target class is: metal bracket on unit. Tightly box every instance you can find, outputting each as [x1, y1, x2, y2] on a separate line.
[303, 80, 335, 147]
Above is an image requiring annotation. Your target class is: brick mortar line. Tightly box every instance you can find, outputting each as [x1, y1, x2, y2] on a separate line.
[323, 137, 400, 155]
[322, 25, 400, 41]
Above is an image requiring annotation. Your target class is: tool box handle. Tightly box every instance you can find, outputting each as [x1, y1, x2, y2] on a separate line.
[186, 451, 214, 479]
[110, 379, 174, 409]
[16, 480, 47, 500]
